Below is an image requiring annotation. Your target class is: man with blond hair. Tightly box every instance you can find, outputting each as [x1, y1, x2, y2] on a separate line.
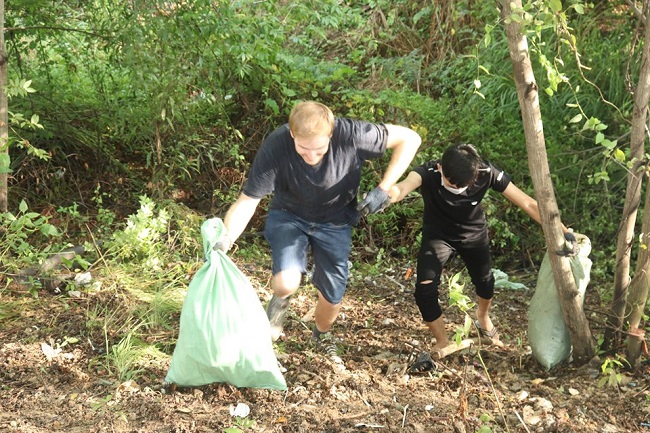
[217, 100, 421, 363]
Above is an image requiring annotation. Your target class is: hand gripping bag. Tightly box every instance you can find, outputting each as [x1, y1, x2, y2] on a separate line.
[528, 233, 592, 370]
[164, 218, 287, 390]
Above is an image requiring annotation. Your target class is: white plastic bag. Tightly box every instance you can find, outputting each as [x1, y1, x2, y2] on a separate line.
[528, 234, 592, 370]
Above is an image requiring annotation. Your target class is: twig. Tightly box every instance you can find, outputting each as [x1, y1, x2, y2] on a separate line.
[356, 390, 372, 407]
[385, 275, 405, 290]
[336, 410, 374, 420]
[514, 410, 532, 433]
[85, 223, 113, 276]
[401, 404, 409, 428]
[434, 337, 503, 359]
[474, 350, 512, 433]
[624, 0, 643, 20]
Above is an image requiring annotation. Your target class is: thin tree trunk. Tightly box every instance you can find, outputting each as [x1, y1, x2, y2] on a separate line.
[0, 0, 8, 213]
[626, 196, 650, 368]
[500, 0, 595, 365]
[606, 4, 650, 352]
[607, 158, 642, 350]
[624, 4, 650, 369]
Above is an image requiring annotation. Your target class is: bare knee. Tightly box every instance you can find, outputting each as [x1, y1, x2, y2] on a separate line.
[272, 270, 302, 297]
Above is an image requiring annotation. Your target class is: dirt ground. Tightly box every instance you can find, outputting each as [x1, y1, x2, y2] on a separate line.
[1, 259, 649, 433]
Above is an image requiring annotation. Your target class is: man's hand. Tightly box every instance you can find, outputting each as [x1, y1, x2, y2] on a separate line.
[213, 234, 232, 253]
[564, 232, 576, 243]
[557, 231, 578, 257]
[357, 187, 391, 216]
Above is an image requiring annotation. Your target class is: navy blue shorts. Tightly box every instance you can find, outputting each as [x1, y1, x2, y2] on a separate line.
[264, 209, 352, 304]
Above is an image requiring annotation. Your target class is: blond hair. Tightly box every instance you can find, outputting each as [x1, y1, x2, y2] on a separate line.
[288, 101, 335, 138]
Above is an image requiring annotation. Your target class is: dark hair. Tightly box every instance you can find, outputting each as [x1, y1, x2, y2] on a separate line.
[440, 144, 481, 187]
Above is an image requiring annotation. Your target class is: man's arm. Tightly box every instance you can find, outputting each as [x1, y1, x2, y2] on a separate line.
[389, 171, 422, 203]
[502, 183, 570, 233]
[356, 124, 422, 216]
[377, 124, 422, 191]
[221, 192, 262, 248]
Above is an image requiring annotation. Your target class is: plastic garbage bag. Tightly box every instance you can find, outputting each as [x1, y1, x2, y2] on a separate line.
[164, 218, 287, 390]
[528, 233, 592, 370]
[493, 268, 528, 290]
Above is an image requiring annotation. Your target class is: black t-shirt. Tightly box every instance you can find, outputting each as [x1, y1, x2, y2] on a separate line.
[243, 118, 388, 224]
[414, 159, 511, 245]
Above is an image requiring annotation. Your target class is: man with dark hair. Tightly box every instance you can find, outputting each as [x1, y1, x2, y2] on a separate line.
[389, 143, 574, 355]
[217, 101, 421, 362]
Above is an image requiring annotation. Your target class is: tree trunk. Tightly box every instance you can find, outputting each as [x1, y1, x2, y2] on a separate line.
[626, 196, 650, 368]
[624, 5, 650, 369]
[606, 2, 650, 353]
[500, 0, 595, 365]
[0, 0, 8, 213]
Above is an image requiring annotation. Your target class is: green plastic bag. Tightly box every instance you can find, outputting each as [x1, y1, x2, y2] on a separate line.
[164, 218, 287, 390]
[528, 233, 592, 370]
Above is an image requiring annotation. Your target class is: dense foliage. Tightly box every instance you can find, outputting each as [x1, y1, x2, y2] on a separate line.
[2, 0, 640, 277]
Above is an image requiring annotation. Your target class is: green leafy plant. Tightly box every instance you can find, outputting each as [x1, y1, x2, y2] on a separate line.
[447, 271, 473, 311]
[91, 187, 117, 238]
[476, 413, 495, 432]
[89, 394, 113, 412]
[446, 271, 475, 344]
[224, 417, 255, 433]
[598, 356, 627, 388]
[106, 195, 169, 270]
[354, 247, 387, 277]
[2, 78, 48, 167]
[226, 403, 255, 432]
[0, 200, 60, 269]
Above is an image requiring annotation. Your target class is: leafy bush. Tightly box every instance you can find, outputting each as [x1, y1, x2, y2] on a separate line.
[0, 200, 60, 271]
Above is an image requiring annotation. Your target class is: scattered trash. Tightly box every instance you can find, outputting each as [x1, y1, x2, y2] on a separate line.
[493, 268, 527, 290]
[229, 403, 250, 418]
[74, 272, 92, 286]
[116, 380, 140, 396]
[407, 352, 436, 374]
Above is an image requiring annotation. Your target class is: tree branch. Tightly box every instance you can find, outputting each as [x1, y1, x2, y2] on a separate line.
[5, 25, 109, 40]
[625, 0, 644, 21]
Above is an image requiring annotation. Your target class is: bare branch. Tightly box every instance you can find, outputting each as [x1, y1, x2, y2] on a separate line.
[625, 0, 644, 21]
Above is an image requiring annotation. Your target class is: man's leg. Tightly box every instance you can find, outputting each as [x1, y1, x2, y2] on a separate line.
[425, 315, 450, 351]
[313, 291, 342, 334]
[309, 221, 351, 337]
[459, 243, 497, 337]
[267, 269, 302, 341]
[416, 237, 454, 353]
[264, 210, 309, 341]
[308, 222, 350, 366]
[310, 291, 344, 365]
[476, 295, 495, 335]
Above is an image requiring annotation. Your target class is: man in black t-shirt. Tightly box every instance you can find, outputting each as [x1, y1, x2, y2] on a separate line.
[389, 143, 574, 356]
[217, 101, 421, 361]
